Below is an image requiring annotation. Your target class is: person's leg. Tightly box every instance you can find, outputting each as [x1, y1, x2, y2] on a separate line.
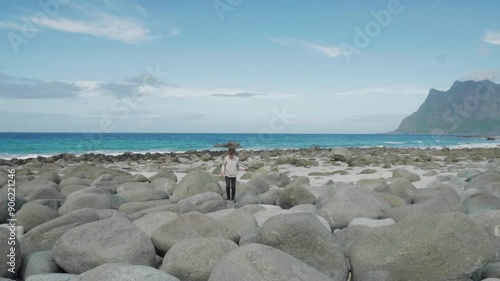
[230, 177, 236, 200]
[225, 176, 231, 200]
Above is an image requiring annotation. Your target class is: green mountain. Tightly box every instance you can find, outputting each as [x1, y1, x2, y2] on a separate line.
[393, 80, 500, 135]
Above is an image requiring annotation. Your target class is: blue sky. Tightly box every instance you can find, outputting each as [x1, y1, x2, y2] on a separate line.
[0, 0, 499, 133]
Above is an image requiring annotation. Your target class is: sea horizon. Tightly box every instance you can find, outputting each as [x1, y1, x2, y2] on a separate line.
[1, 132, 499, 160]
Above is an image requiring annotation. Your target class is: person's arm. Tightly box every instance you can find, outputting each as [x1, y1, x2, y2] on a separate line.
[238, 159, 249, 171]
[221, 158, 226, 176]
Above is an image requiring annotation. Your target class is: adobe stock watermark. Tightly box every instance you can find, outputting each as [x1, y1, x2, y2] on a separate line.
[76, 65, 168, 153]
[340, 0, 411, 63]
[213, 0, 243, 21]
[258, 106, 296, 144]
[7, 0, 71, 54]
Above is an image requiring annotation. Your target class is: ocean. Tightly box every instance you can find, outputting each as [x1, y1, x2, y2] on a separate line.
[0, 132, 499, 160]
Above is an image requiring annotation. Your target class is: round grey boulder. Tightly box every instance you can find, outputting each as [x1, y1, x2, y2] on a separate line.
[74, 263, 180, 281]
[258, 212, 348, 280]
[133, 211, 179, 237]
[374, 178, 417, 204]
[53, 217, 156, 274]
[160, 237, 238, 281]
[58, 194, 126, 216]
[276, 184, 316, 209]
[348, 212, 495, 281]
[171, 171, 222, 203]
[461, 193, 500, 215]
[330, 148, 352, 162]
[471, 210, 500, 262]
[467, 172, 500, 190]
[25, 273, 77, 281]
[19, 250, 63, 280]
[392, 168, 421, 182]
[151, 212, 239, 256]
[208, 244, 333, 281]
[318, 185, 391, 229]
[20, 208, 100, 254]
[16, 203, 58, 232]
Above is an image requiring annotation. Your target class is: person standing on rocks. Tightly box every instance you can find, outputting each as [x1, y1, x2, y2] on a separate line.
[221, 147, 248, 202]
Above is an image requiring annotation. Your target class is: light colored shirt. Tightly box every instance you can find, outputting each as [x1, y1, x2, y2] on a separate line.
[222, 155, 246, 177]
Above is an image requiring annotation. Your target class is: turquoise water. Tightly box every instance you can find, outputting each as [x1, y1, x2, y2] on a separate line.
[0, 133, 499, 159]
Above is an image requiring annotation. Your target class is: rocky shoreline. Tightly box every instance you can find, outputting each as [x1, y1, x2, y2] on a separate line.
[2, 146, 500, 167]
[1, 146, 500, 280]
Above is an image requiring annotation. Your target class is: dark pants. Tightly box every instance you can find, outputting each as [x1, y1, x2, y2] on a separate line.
[225, 176, 236, 200]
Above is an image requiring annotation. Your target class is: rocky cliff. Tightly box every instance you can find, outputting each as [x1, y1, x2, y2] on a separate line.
[393, 80, 500, 135]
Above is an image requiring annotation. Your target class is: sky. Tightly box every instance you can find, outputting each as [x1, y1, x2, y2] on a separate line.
[0, 0, 499, 133]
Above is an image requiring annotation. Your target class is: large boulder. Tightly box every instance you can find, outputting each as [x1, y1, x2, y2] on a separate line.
[20, 208, 100, 254]
[116, 182, 153, 193]
[60, 185, 93, 196]
[160, 238, 238, 281]
[116, 188, 169, 202]
[133, 211, 179, 237]
[467, 172, 500, 190]
[392, 168, 421, 182]
[258, 189, 283, 205]
[73, 263, 180, 281]
[18, 180, 59, 198]
[24, 186, 65, 201]
[246, 177, 270, 195]
[383, 184, 462, 222]
[19, 251, 63, 280]
[176, 192, 224, 214]
[471, 210, 500, 262]
[59, 177, 92, 188]
[258, 213, 348, 280]
[318, 185, 391, 229]
[374, 178, 417, 204]
[118, 199, 173, 215]
[462, 193, 500, 214]
[16, 203, 59, 232]
[208, 244, 333, 281]
[58, 194, 126, 215]
[253, 208, 331, 231]
[151, 178, 177, 195]
[481, 182, 500, 199]
[36, 170, 62, 184]
[0, 227, 21, 278]
[53, 217, 156, 274]
[348, 212, 495, 281]
[330, 148, 352, 162]
[149, 171, 178, 183]
[25, 273, 77, 281]
[276, 184, 316, 209]
[151, 212, 239, 256]
[216, 208, 259, 236]
[171, 171, 222, 203]
[332, 225, 372, 255]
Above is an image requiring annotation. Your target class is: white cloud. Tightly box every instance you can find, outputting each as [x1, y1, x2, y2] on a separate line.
[329, 85, 429, 96]
[482, 30, 500, 45]
[145, 86, 296, 100]
[0, 21, 26, 31]
[303, 43, 342, 58]
[266, 36, 292, 46]
[266, 36, 343, 58]
[30, 13, 154, 44]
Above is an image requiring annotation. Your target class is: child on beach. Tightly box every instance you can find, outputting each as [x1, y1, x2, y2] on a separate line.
[220, 147, 248, 202]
